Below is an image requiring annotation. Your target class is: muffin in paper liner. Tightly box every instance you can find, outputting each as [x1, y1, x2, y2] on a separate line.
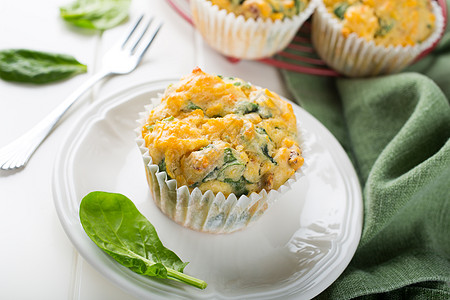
[311, 1, 445, 77]
[135, 97, 308, 234]
[190, 0, 319, 59]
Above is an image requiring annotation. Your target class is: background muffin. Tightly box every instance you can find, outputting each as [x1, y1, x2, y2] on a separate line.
[191, 0, 318, 59]
[312, 0, 445, 77]
[136, 67, 306, 233]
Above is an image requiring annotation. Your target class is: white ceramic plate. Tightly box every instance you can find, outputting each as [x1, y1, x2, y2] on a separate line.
[53, 79, 362, 300]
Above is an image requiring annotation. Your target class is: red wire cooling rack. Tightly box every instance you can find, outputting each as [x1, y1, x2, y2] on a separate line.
[166, 0, 448, 76]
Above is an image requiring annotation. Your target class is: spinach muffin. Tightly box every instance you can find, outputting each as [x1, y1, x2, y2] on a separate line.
[311, 0, 445, 76]
[136, 68, 305, 233]
[190, 0, 318, 59]
[324, 0, 436, 47]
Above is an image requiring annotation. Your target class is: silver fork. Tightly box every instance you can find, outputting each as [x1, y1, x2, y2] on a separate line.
[0, 15, 162, 170]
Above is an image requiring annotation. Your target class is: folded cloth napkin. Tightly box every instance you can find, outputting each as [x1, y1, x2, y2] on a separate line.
[281, 4, 450, 299]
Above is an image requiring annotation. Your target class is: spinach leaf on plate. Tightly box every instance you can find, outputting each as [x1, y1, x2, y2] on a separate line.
[79, 191, 207, 289]
[60, 0, 131, 30]
[0, 49, 87, 84]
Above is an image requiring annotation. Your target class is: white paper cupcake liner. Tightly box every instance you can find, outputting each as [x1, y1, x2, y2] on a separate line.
[311, 1, 445, 77]
[135, 95, 308, 234]
[191, 0, 319, 59]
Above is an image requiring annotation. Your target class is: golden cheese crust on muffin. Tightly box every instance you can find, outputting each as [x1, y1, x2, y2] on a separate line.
[142, 67, 304, 197]
[323, 0, 436, 46]
[209, 0, 310, 21]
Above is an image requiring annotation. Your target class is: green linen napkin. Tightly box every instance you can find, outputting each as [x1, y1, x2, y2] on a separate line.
[281, 4, 450, 299]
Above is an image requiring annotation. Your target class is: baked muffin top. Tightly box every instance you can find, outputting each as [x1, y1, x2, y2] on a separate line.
[141, 67, 304, 197]
[209, 0, 310, 20]
[324, 0, 436, 46]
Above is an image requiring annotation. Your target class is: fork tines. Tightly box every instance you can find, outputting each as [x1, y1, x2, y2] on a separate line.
[122, 15, 163, 55]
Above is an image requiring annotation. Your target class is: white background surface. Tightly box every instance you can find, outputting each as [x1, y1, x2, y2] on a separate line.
[0, 1, 288, 299]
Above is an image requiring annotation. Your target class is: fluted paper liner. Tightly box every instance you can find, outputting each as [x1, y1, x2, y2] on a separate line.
[135, 96, 308, 234]
[311, 1, 445, 77]
[191, 0, 319, 59]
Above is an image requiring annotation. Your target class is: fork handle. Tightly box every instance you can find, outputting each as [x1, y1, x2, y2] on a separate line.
[0, 70, 111, 170]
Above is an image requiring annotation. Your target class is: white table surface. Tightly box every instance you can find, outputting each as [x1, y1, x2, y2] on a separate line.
[0, 0, 287, 299]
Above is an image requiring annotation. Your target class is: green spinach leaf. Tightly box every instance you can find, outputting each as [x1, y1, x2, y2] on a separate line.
[60, 0, 131, 30]
[334, 3, 349, 20]
[294, 0, 304, 14]
[261, 144, 277, 165]
[182, 100, 203, 112]
[224, 177, 249, 197]
[223, 148, 237, 164]
[375, 18, 394, 38]
[80, 191, 207, 289]
[234, 101, 259, 115]
[0, 49, 87, 84]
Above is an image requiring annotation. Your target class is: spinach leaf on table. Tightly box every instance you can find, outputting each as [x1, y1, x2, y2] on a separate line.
[0, 49, 87, 84]
[60, 0, 131, 30]
[79, 191, 207, 289]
